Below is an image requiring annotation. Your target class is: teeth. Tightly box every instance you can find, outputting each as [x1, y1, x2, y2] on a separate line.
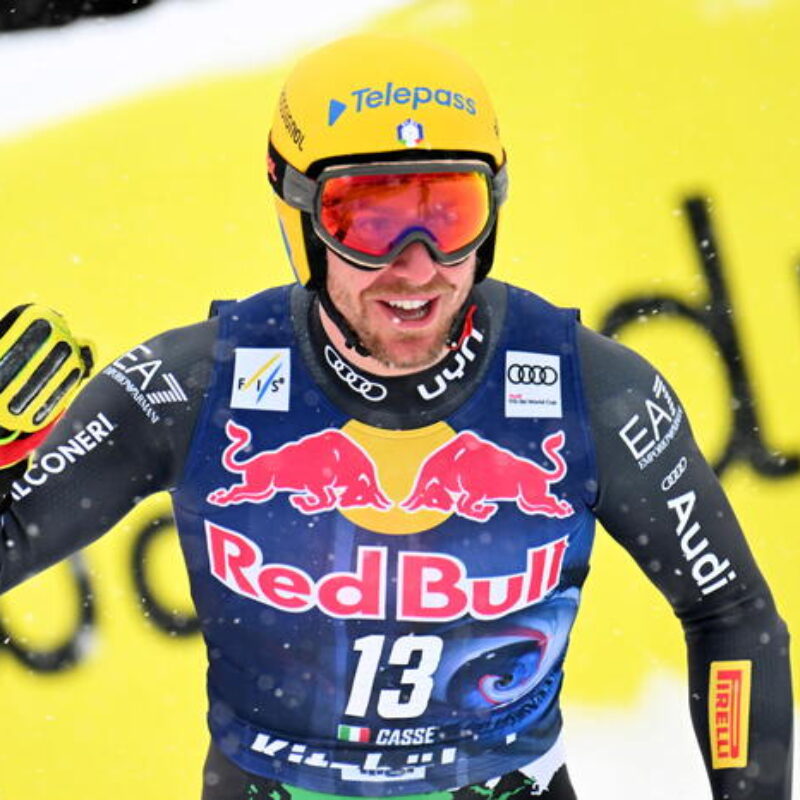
[388, 299, 429, 310]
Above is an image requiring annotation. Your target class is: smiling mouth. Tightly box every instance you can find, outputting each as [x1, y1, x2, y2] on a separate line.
[379, 298, 436, 323]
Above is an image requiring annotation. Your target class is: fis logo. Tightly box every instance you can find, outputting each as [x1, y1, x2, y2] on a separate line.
[328, 83, 477, 126]
[230, 348, 290, 412]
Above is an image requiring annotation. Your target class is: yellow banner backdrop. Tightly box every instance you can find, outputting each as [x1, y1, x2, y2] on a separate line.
[0, 0, 797, 797]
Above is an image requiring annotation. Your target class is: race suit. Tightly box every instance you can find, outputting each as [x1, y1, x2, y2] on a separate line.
[0, 279, 792, 799]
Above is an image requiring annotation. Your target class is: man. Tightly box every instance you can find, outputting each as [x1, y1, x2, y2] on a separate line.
[0, 34, 792, 800]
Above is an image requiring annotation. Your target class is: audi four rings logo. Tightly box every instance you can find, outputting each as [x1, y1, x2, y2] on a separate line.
[324, 345, 388, 402]
[507, 363, 559, 386]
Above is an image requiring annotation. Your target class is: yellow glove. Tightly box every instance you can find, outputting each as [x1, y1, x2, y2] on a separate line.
[0, 304, 94, 467]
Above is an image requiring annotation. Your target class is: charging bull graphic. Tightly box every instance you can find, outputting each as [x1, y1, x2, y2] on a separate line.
[400, 430, 573, 522]
[207, 421, 392, 513]
[208, 422, 572, 522]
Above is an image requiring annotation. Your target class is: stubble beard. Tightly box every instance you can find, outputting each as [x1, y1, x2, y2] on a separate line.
[328, 277, 464, 371]
[361, 325, 449, 371]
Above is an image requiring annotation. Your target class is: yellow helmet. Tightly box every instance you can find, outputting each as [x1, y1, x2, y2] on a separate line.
[268, 34, 506, 287]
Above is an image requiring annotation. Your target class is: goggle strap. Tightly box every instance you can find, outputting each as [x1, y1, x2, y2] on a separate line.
[493, 163, 509, 205]
[268, 141, 316, 212]
[269, 139, 508, 212]
[283, 165, 317, 212]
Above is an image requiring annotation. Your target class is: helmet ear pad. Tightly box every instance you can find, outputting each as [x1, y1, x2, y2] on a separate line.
[274, 195, 314, 286]
[300, 208, 330, 290]
[473, 222, 498, 283]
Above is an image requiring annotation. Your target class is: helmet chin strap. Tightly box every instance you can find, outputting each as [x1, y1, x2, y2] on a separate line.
[315, 285, 372, 358]
[314, 283, 478, 361]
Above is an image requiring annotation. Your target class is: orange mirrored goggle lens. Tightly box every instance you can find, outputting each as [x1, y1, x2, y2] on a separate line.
[318, 171, 491, 258]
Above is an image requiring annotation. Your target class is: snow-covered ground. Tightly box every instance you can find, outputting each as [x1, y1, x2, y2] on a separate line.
[0, 0, 406, 137]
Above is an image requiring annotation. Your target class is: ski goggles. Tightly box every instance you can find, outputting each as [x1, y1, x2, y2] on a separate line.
[273, 155, 508, 268]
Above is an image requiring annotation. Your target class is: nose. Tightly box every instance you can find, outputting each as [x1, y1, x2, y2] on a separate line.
[386, 241, 439, 284]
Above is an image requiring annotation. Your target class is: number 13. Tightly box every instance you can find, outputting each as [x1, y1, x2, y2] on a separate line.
[344, 634, 443, 720]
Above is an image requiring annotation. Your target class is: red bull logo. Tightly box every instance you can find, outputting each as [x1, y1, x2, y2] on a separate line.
[206, 521, 568, 621]
[208, 422, 573, 524]
[400, 430, 573, 521]
[207, 421, 392, 513]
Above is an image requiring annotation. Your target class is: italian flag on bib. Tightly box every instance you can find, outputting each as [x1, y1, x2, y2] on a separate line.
[337, 724, 370, 743]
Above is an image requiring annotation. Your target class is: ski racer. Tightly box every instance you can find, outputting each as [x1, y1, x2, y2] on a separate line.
[0, 34, 792, 800]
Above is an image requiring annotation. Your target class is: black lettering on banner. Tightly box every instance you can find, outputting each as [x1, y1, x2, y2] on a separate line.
[0, 553, 95, 672]
[600, 196, 799, 478]
[131, 514, 200, 637]
[9, 196, 797, 675]
[0, 511, 199, 674]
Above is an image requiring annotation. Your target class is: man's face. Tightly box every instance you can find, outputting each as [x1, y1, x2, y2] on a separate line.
[325, 243, 477, 372]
